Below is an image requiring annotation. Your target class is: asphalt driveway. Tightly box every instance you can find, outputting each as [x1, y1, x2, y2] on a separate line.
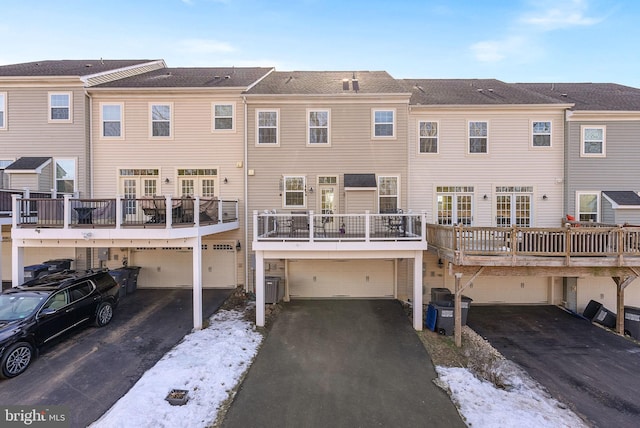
[468, 305, 640, 428]
[0, 288, 231, 427]
[222, 300, 465, 428]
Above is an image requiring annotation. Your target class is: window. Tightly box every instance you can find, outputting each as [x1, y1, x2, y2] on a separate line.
[577, 192, 600, 222]
[119, 169, 160, 217]
[283, 176, 305, 208]
[581, 126, 606, 157]
[469, 121, 488, 153]
[372, 109, 395, 138]
[101, 103, 123, 138]
[436, 186, 474, 225]
[177, 169, 218, 197]
[55, 159, 76, 193]
[495, 186, 533, 227]
[419, 121, 438, 153]
[150, 103, 172, 138]
[308, 110, 330, 145]
[257, 110, 278, 145]
[532, 121, 551, 147]
[378, 176, 399, 213]
[0, 92, 5, 130]
[213, 103, 234, 131]
[49, 92, 71, 122]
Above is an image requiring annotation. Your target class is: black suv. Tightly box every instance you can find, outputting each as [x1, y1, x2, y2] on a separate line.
[0, 270, 120, 378]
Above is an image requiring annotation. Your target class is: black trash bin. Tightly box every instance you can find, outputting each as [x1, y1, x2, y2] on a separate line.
[108, 268, 129, 298]
[583, 299, 603, 320]
[593, 306, 616, 329]
[430, 287, 452, 302]
[124, 266, 141, 294]
[442, 295, 473, 326]
[624, 306, 640, 339]
[24, 264, 50, 281]
[425, 301, 454, 336]
[42, 258, 73, 274]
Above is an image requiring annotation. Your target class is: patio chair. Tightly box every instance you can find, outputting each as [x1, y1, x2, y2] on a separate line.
[289, 211, 309, 236]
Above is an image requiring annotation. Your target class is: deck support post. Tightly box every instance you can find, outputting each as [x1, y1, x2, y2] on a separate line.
[255, 251, 265, 327]
[613, 275, 637, 335]
[454, 273, 463, 347]
[192, 235, 203, 330]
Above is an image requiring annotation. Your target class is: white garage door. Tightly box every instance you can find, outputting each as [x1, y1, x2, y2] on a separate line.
[288, 259, 394, 298]
[132, 241, 236, 289]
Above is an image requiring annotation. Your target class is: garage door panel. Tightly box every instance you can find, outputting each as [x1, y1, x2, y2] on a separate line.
[289, 260, 393, 298]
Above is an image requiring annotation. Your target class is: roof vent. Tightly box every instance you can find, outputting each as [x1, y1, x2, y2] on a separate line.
[85, 64, 93, 68]
[213, 75, 220, 79]
[477, 88, 483, 92]
[488, 88, 494, 92]
[224, 75, 231, 79]
[561, 93, 568, 97]
[342, 79, 349, 91]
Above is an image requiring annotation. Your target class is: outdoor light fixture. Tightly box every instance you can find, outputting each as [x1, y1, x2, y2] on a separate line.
[438, 258, 444, 268]
[165, 178, 170, 184]
[236, 240, 241, 251]
[543, 194, 548, 200]
[483, 194, 488, 200]
[224, 178, 228, 184]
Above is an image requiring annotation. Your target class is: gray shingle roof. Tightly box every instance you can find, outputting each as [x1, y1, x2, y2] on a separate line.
[244, 71, 409, 95]
[344, 174, 377, 188]
[603, 191, 640, 207]
[94, 67, 274, 88]
[0, 60, 160, 77]
[400, 79, 565, 106]
[516, 83, 640, 111]
[4, 157, 51, 171]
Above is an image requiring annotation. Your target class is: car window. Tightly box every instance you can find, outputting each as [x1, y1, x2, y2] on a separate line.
[68, 281, 94, 303]
[0, 295, 45, 320]
[42, 291, 68, 311]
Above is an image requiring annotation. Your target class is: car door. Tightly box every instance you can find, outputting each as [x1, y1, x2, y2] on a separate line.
[64, 281, 98, 326]
[35, 290, 75, 345]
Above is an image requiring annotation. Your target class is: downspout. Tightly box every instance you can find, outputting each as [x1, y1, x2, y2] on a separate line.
[85, 89, 94, 270]
[243, 96, 249, 292]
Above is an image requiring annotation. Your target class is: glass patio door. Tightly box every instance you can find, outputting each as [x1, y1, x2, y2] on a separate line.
[495, 188, 532, 227]
[119, 169, 159, 221]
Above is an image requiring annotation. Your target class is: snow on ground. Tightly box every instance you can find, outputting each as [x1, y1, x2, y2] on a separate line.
[436, 365, 588, 428]
[92, 308, 263, 428]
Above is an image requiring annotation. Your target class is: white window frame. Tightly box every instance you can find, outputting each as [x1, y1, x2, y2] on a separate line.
[468, 120, 488, 154]
[149, 102, 173, 139]
[576, 191, 600, 222]
[283, 175, 306, 208]
[436, 186, 474, 225]
[0, 92, 6, 130]
[581, 125, 606, 157]
[531, 120, 552, 148]
[212, 102, 235, 132]
[378, 175, 400, 213]
[48, 92, 72, 123]
[256, 109, 279, 146]
[372, 109, 396, 139]
[54, 158, 77, 193]
[418, 120, 439, 154]
[307, 109, 331, 146]
[100, 102, 124, 139]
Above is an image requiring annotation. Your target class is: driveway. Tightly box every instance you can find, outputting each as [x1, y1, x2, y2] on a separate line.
[468, 305, 640, 428]
[0, 288, 231, 427]
[222, 300, 465, 428]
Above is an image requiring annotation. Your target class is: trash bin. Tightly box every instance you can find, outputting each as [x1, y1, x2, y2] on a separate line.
[108, 268, 129, 298]
[265, 276, 282, 304]
[42, 258, 73, 273]
[442, 295, 473, 326]
[583, 299, 603, 320]
[624, 306, 640, 339]
[426, 301, 454, 336]
[24, 264, 50, 280]
[593, 306, 616, 329]
[124, 266, 141, 294]
[430, 287, 452, 302]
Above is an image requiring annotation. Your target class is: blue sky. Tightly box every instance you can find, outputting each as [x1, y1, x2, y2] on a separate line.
[1, 0, 639, 86]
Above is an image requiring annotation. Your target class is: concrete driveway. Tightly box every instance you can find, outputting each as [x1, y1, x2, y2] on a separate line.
[468, 305, 640, 428]
[0, 288, 231, 427]
[222, 300, 465, 428]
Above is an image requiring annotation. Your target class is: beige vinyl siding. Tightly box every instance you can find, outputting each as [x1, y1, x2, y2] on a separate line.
[8, 174, 39, 190]
[345, 190, 376, 213]
[408, 108, 565, 227]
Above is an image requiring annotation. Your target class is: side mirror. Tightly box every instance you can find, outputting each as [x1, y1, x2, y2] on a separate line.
[38, 308, 57, 317]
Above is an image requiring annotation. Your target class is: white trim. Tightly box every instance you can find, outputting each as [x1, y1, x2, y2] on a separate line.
[48, 91, 72, 123]
[575, 191, 601, 222]
[212, 102, 236, 132]
[99, 102, 124, 139]
[306, 108, 331, 146]
[467, 120, 489, 154]
[602, 192, 640, 210]
[371, 108, 396, 140]
[53, 158, 77, 193]
[377, 175, 400, 213]
[148, 102, 173, 140]
[580, 125, 606, 157]
[256, 108, 279, 146]
[0, 92, 6, 130]
[282, 175, 306, 209]
[417, 120, 439, 154]
[531, 119, 552, 148]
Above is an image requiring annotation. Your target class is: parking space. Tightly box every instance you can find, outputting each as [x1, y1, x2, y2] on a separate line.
[468, 305, 640, 428]
[0, 288, 232, 427]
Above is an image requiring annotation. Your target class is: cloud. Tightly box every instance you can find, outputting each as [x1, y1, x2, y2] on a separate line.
[174, 38, 235, 54]
[470, 36, 528, 63]
[520, 0, 602, 30]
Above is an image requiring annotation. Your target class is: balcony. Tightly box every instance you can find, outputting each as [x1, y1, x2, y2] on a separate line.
[253, 210, 427, 252]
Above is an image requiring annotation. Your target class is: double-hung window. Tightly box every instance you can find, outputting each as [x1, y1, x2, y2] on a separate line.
[213, 103, 234, 131]
[283, 176, 305, 208]
[581, 126, 606, 157]
[378, 176, 399, 213]
[308, 109, 330, 145]
[55, 159, 76, 193]
[49, 92, 72, 122]
[468, 121, 488, 153]
[372, 109, 395, 138]
[150, 103, 172, 138]
[577, 192, 600, 222]
[419, 121, 438, 153]
[101, 103, 123, 138]
[257, 110, 278, 145]
[532, 121, 551, 147]
[0, 92, 6, 129]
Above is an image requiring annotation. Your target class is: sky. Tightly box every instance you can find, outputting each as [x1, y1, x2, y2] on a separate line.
[92, 306, 587, 427]
[1, 0, 639, 87]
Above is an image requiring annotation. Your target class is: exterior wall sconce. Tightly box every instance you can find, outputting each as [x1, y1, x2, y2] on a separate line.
[543, 194, 548, 200]
[307, 186, 314, 193]
[235, 240, 241, 251]
[224, 178, 228, 184]
[438, 258, 444, 268]
[483, 194, 488, 200]
[165, 178, 170, 184]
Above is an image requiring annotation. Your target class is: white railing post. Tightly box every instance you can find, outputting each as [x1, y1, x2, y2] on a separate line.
[365, 210, 370, 241]
[421, 211, 427, 243]
[11, 194, 20, 228]
[63, 194, 71, 229]
[253, 210, 259, 241]
[115, 196, 123, 229]
[235, 198, 239, 222]
[309, 210, 315, 243]
[165, 195, 172, 229]
[218, 199, 223, 224]
[194, 196, 201, 227]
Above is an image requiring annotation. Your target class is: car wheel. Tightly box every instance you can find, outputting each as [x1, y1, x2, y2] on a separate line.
[95, 302, 114, 327]
[1, 342, 34, 379]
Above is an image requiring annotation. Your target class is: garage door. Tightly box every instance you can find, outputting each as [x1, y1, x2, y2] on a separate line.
[132, 241, 236, 288]
[288, 259, 394, 298]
